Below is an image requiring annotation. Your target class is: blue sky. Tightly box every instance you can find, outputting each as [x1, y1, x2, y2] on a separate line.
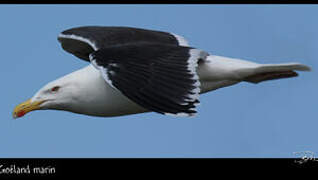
[0, 5, 317, 158]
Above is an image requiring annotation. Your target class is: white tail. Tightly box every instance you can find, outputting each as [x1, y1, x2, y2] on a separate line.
[243, 63, 311, 83]
[255, 63, 311, 73]
[199, 55, 311, 87]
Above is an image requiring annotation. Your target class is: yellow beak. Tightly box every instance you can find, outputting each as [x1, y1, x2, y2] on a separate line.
[13, 99, 45, 119]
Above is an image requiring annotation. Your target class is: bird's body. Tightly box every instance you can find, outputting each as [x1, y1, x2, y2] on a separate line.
[29, 54, 309, 117]
[13, 26, 311, 118]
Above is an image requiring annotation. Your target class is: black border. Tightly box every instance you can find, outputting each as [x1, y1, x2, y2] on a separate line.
[1, 2, 317, 178]
[0, 158, 316, 178]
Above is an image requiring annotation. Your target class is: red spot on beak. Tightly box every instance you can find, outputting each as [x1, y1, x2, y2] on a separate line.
[17, 110, 26, 117]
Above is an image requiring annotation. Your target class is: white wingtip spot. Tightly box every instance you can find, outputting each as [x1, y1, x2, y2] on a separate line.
[164, 112, 196, 117]
[171, 33, 189, 47]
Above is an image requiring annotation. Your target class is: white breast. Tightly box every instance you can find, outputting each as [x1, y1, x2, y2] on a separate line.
[65, 65, 148, 117]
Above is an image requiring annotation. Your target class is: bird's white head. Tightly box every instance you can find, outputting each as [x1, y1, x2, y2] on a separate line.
[12, 69, 83, 119]
[12, 64, 114, 119]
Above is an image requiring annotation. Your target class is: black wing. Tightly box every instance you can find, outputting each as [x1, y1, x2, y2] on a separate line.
[58, 26, 189, 61]
[89, 43, 208, 117]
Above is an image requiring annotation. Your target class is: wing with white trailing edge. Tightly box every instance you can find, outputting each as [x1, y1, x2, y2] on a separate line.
[89, 43, 208, 117]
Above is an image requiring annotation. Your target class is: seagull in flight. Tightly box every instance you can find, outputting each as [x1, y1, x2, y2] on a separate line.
[13, 26, 311, 118]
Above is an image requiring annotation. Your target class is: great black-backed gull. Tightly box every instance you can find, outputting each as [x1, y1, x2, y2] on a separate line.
[13, 26, 311, 118]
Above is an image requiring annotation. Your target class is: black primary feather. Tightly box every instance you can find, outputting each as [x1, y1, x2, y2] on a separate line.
[89, 43, 208, 116]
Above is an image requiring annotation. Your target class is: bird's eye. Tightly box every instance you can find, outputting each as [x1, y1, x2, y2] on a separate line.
[51, 86, 60, 92]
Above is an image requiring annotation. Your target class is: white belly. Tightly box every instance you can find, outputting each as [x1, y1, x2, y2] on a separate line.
[77, 81, 148, 117]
